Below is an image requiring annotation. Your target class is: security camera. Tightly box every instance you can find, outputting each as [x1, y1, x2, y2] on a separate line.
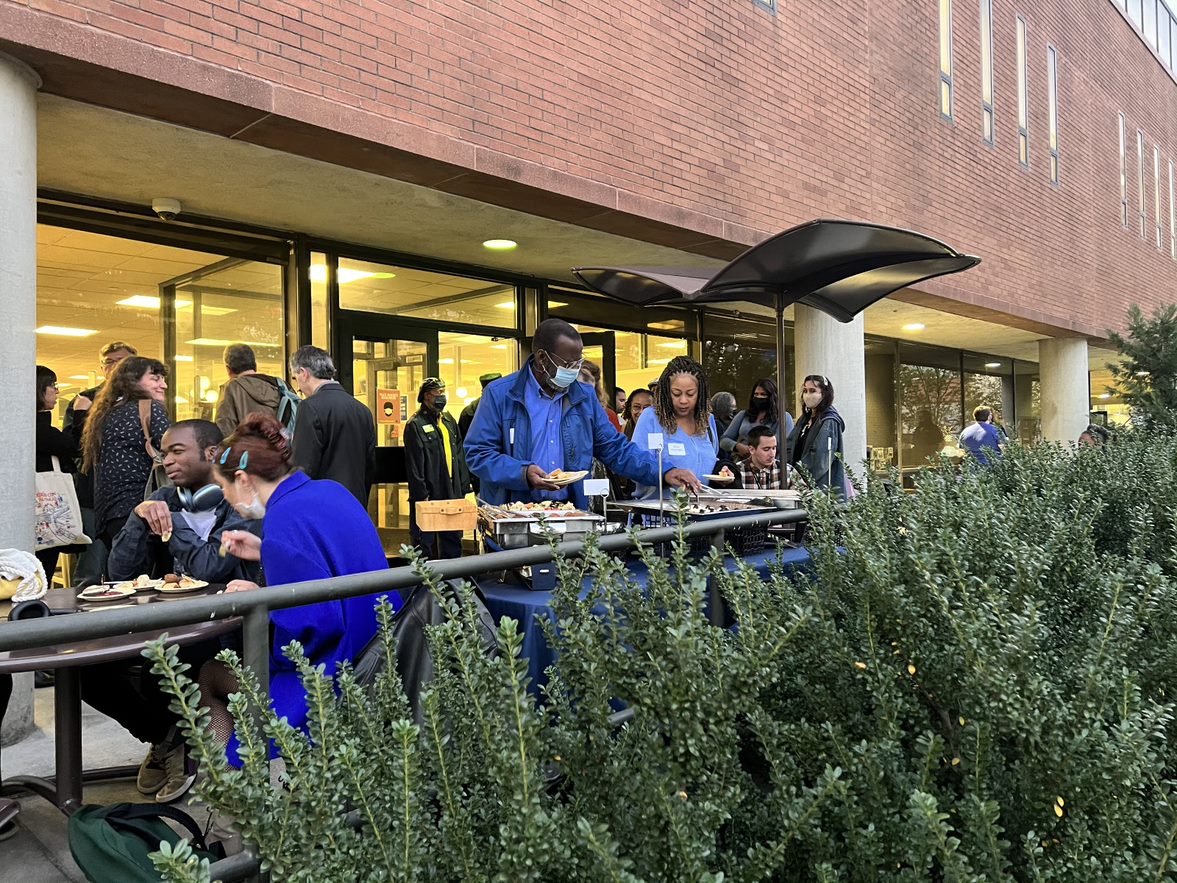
[151, 198, 182, 221]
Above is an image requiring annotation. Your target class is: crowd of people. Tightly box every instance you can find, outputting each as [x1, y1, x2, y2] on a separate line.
[12, 318, 846, 820]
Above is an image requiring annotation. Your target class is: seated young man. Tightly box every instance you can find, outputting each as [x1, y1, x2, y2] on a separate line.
[81, 419, 259, 803]
[733, 425, 784, 491]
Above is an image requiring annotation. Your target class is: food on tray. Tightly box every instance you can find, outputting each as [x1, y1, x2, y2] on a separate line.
[164, 573, 181, 584]
[504, 501, 578, 513]
[157, 575, 209, 592]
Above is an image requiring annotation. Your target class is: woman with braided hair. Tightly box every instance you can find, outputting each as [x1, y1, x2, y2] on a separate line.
[630, 356, 721, 499]
[204, 413, 395, 759]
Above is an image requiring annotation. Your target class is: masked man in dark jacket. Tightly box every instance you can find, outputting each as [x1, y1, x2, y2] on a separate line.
[405, 378, 471, 560]
[82, 419, 259, 804]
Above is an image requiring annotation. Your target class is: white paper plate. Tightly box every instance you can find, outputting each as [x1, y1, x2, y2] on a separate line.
[546, 470, 589, 486]
[79, 585, 136, 603]
[156, 579, 209, 594]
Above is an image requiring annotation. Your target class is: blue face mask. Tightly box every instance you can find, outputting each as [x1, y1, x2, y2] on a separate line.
[542, 351, 580, 389]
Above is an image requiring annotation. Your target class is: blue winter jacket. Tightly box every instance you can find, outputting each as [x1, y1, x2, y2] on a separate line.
[464, 360, 664, 509]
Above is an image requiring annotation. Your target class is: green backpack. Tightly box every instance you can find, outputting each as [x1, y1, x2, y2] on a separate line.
[68, 802, 217, 882]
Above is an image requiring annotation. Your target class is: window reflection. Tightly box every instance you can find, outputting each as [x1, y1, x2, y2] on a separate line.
[338, 258, 516, 329]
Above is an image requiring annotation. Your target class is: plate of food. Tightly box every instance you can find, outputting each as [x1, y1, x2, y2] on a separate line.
[111, 574, 165, 592]
[155, 574, 210, 594]
[703, 467, 737, 483]
[78, 584, 136, 603]
[545, 469, 589, 487]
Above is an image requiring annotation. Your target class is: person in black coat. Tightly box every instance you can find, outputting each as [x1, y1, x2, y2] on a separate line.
[289, 345, 377, 507]
[35, 365, 84, 580]
[404, 378, 471, 560]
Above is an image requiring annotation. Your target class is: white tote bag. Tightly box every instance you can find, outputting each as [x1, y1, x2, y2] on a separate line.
[34, 456, 91, 551]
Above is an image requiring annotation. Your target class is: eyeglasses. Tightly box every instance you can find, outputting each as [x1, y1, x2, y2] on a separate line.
[541, 350, 584, 372]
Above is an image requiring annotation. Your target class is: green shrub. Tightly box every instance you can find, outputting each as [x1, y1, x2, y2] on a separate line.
[149, 435, 1177, 882]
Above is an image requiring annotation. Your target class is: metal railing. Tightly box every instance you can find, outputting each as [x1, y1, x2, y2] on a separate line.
[0, 508, 808, 882]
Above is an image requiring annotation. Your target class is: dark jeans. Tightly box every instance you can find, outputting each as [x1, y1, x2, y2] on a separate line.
[408, 501, 463, 561]
[98, 515, 129, 551]
[35, 549, 60, 586]
[79, 637, 221, 746]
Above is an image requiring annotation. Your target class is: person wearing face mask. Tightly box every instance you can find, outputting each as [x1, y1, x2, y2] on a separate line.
[404, 378, 471, 559]
[785, 375, 846, 496]
[720, 378, 793, 465]
[464, 319, 703, 507]
[209, 414, 395, 762]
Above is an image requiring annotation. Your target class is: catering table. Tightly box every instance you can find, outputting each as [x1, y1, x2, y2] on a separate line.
[0, 584, 236, 814]
[479, 544, 814, 691]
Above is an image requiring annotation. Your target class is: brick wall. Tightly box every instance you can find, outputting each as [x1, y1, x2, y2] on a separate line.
[2, 0, 1175, 334]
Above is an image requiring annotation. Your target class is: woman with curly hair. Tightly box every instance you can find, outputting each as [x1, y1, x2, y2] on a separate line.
[81, 356, 170, 547]
[629, 356, 720, 499]
[209, 413, 395, 758]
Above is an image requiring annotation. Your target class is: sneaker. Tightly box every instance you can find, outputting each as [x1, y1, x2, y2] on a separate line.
[155, 742, 196, 804]
[136, 743, 168, 795]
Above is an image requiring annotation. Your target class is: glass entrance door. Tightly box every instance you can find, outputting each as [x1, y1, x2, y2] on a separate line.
[337, 312, 438, 554]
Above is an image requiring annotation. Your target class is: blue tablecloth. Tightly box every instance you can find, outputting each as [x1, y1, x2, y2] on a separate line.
[478, 544, 814, 692]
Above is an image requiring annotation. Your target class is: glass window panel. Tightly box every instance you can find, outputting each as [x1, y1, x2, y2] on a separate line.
[310, 252, 330, 350]
[1140, 131, 1148, 238]
[1161, 10, 1172, 65]
[338, 258, 517, 329]
[1013, 360, 1041, 444]
[983, 108, 993, 142]
[1016, 18, 1028, 130]
[1131, 0, 1145, 28]
[940, 80, 952, 116]
[1047, 47, 1058, 152]
[702, 314, 792, 417]
[1146, 0, 1159, 47]
[438, 332, 520, 422]
[34, 224, 262, 423]
[980, 0, 993, 104]
[864, 337, 898, 469]
[1156, 147, 1164, 248]
[174, 260, 286, 421]
[939, 0, 953, 74]
[547, 288, 694, 337]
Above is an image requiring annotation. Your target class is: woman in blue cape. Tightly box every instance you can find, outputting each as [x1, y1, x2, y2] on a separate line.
[206, 413, 395, 761]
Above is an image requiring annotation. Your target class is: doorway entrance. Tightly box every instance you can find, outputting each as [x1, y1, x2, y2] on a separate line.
[335, 312, 520, 553]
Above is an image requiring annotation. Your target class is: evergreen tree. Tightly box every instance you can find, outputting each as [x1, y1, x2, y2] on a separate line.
[1107, 303, 1177, 430]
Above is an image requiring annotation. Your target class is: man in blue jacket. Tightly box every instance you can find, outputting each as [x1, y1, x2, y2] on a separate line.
[465, 319, 702, 507]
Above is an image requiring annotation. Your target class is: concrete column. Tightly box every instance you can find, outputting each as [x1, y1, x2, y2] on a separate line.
[793, 305, 867, 473]
[1038, 337, 1090, 443]
[0, 52, 40, 746]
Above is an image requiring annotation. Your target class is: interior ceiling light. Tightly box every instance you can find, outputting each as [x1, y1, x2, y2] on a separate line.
[482, 239, 518, 251]
[1098, 393, 1112, 399]
[984, 362, 1002, 369]
[117, 295, 193, 310]
[186, 338, 281, 348]
[495, 301, 515, 309]
[68, 375, 90, 381]
[647, 321, 683, 331]
[36, 325, 98, 337]
[308, 266, 395, 284]
[656, 341, 687, 348]
[174, 355, 194, 362]
[901, 323, 926, 332]
[1136, 370, 1150, 376]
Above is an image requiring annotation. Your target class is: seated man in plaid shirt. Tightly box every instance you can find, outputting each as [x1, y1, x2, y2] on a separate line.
[734, 425, 784, 490]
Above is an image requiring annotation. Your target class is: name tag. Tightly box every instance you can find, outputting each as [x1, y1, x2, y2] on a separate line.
[422, 425, 435, 433]
[667, 442, 687, 457]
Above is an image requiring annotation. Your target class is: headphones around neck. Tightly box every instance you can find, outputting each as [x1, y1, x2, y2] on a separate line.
[176, 483, 224, 512]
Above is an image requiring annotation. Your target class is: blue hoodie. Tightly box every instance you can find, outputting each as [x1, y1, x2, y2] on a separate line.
[463, 358, 664, 509]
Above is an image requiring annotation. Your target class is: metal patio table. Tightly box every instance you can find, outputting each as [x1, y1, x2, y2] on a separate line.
[0, 585, 237, 814]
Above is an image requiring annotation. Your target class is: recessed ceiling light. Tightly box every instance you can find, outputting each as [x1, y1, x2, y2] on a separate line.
[901, 323, 926, 332]
[185, 338, 281, 348]
[656, 341, 687, 349]
[174, 355, 194, 362]
[482, 239, 517, 251]
[116, 295, 192, 310]
[56, 382, 72, 389]
[490, 344, 508, 350]
[68, 375, 90, 381]
[439, 358, 454, 365]
[308, 266, 395, 284]
[1098, 393, 1112, 399]
[495, 301, 515, 309]
[36, 326, 97, 337]
[456, 387, 468, 398]
[984, 362, 1002, 369]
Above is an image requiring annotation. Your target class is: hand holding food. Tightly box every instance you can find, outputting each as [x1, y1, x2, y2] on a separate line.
[218, 530, 262, 562]
[134, 500, 173, 540]
[525, 464, 561, 491]
[712, 465, 735, 484]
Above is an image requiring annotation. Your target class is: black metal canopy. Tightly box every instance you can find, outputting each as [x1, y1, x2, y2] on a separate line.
[572, 219, 980, 431]
[572, 219, 980, 322]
